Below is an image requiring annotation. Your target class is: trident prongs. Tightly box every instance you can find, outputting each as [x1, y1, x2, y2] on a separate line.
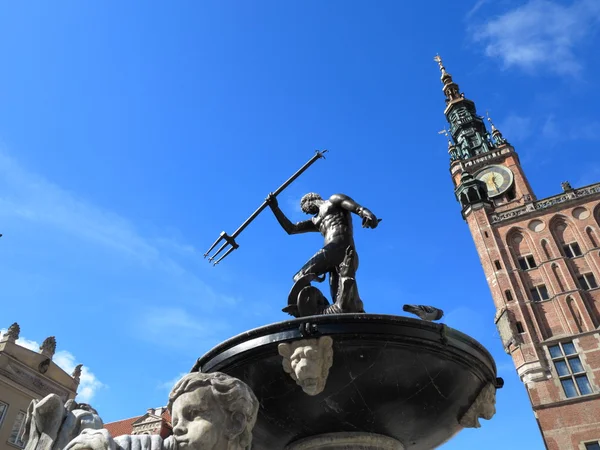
[213, 246, 237, 266]
[203, 150, 328, 266]
[204, 231, 227, 259]
[205, 232, 239, 264]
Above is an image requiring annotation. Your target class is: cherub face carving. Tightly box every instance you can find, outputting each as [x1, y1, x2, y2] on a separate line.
[168, 372, 259, 450]
[278, 336, 333, 396]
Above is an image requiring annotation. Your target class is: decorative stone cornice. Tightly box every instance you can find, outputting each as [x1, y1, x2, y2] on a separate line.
[517, 360, 551, 385]
[490, 182, 600, 224]
[0, 359, 71, 400]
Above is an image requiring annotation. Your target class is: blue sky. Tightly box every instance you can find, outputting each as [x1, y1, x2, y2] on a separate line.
[1, 0, 599, 448]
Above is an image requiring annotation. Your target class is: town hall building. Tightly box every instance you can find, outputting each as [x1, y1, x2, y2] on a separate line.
[435, 56, 600, 450]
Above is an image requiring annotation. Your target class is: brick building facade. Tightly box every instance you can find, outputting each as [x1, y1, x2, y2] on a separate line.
[104, 406, 172, 440]
[435, 56, 600, 450]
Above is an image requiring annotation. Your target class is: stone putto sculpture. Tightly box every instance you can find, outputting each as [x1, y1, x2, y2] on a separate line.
[278, 336, 334, 396]
[43, 372, 259, 450]
[23, 395, 103, 450]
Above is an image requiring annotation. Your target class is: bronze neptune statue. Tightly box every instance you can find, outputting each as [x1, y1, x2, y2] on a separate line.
[266, 192, 379, 317]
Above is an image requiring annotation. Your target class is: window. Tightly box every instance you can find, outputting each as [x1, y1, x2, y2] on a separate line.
[585, 442, 600, 450]
[484, 231, 489, 238]
[8, 411, 27, 448]
[548, 341, 593, 399]
[505, 290, 514, 301]
[506, 187, 516, 201]
[578, 273, 598, 291]
[515, 321, 525, 333]
[563, 242, 583, 258]
[530, 284, 550, 302]
[0, 401, 7, 427]
[494, 260, 502, 270]
[518, 255, 537, 270]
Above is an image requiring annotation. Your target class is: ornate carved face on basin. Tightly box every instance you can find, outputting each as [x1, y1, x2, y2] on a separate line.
[278, 336, 334, 396]
[168, 372, 259, 450]
[459, 383, 497, 429]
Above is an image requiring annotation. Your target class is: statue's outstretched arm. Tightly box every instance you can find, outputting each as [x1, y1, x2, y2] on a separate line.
[266, 194, 318, 235]
[330, 194, 379, 229]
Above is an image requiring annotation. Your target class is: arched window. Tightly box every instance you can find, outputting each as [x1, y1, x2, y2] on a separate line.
[541, 239, 552, 260]
[508, 230, 537, 270]
[586, 227, 598, 249]
[551, 217, 582, 258]
[552, 263, 566, 292]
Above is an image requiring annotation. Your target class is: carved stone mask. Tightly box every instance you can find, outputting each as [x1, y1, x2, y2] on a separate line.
[279, 336, 334, 396]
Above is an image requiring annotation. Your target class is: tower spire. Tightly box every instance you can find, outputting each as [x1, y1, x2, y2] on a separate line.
[486, 112, 507, 145]
[434, 55, 493, 161]
[438, 128, 458, 161]
[434, 55, 462, 103]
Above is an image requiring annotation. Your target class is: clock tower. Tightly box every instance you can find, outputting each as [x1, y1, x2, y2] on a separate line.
[436, 56, 600, 450]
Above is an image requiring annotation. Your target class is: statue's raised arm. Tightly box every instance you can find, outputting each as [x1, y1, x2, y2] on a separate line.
[265, 193, 318, 235]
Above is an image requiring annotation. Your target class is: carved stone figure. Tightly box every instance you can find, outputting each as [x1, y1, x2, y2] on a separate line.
[459, 383, 497, 428]
[40, 337, 57, 358]
[278, 336, 334, 396]
[63, 372, 259, 450]
[266, 192, 379, 317]
[22, 395, 103, 450]
[4, 322, 21, 340]
[561, 181, 573, 192]
[72, 365, 83, 383]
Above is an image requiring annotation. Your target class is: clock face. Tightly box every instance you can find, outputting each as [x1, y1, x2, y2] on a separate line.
[475, 165, 514, 197]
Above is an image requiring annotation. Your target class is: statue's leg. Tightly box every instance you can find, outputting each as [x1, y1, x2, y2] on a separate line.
[333, 247, 365, 313]
[293, 244, 346, 283]
[329, 270, 339, 301]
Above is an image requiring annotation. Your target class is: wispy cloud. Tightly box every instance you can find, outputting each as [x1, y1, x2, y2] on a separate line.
[0, 148, 238, 307]
[541, 115, 600, 142]
[158, 372, 187, 391]
[498, 114, 532, 142]
[136, 307, 232, 352]
[0, 330, 104, 403]
[0, 151, 160, 265]
[472, 0, 600, 76]
[466, 0, 489, 19]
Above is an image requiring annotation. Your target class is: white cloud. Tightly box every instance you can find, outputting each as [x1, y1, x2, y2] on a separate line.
[0, 329, 104, 403]
[541, 115, 560, 140]
[541, 115, 600, 142]
[0, 150, 161, 264]
[137, 307, 232, 351]
[466, 0, 489, 19]
[0, 148, 238, 308]
[158, 372, 188, 391]
[473, 0, 600, 76]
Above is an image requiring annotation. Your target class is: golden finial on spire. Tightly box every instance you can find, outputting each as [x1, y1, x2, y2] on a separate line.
[486, 111, 497, 131]
[434, 54, 445, 72]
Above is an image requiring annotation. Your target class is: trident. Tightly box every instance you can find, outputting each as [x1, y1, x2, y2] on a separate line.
[203, 150, 328, 265]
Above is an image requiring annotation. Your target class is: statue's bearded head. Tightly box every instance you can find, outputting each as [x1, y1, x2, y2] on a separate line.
[300, 193, 322, 215]
[168, 372, 259, 450]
